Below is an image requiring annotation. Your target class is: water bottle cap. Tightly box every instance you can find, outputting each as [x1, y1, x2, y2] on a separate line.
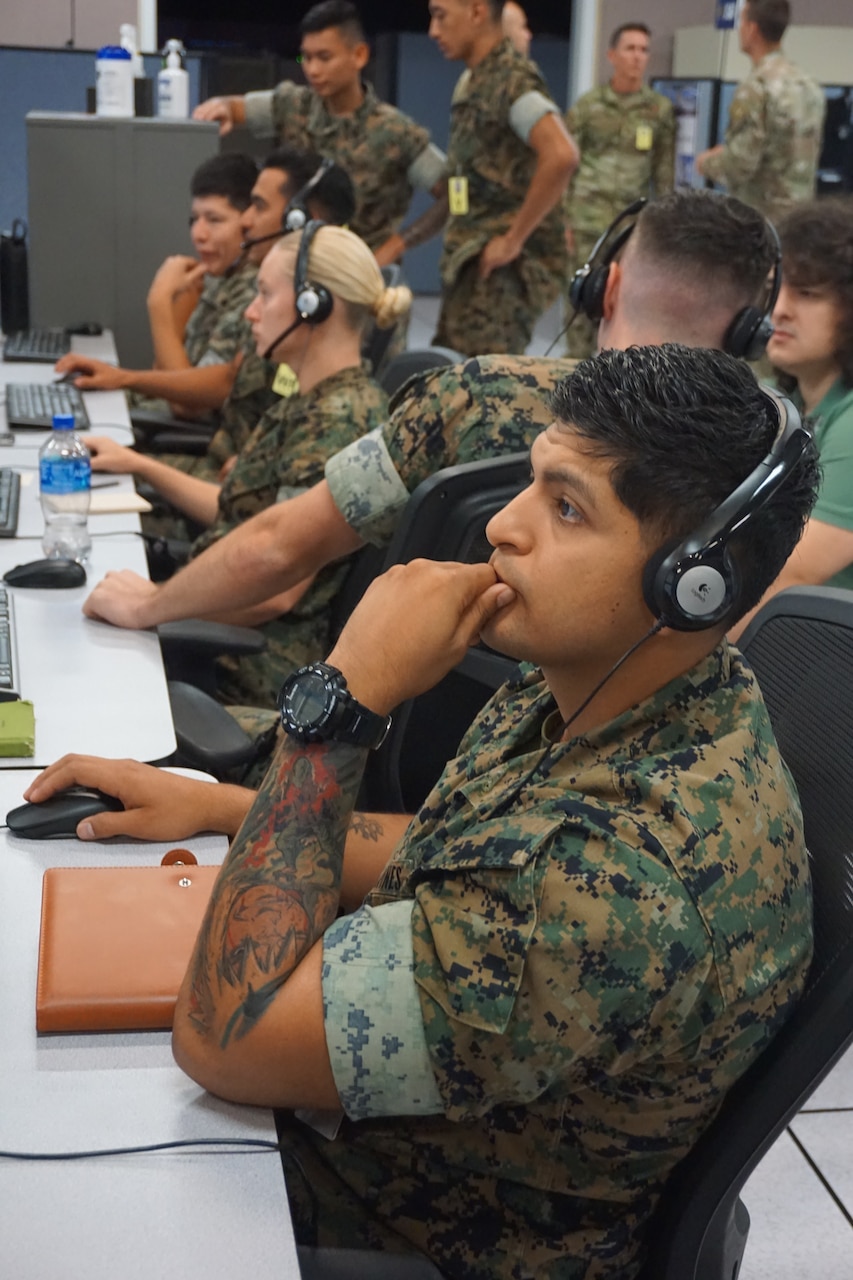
[97, 46, 132, 60]
[52, 414, 76, 430]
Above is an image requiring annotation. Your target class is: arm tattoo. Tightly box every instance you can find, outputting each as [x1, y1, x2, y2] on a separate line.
[401, 192, 449, 252]
[187, 735, 368, 1047]
[350, 812, 385, 842]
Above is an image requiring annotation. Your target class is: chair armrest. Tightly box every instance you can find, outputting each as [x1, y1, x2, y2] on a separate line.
[157, 620, 267, 658]
[168, 681, 259, 777]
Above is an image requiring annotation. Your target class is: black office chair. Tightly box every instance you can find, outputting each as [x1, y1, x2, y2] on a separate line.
[361, 264, 406, 378]
[130, 407, 216, 456]
[636, 586, 853, 1280]
[377, 345, 462, 399]
[357, 453, 528, 812]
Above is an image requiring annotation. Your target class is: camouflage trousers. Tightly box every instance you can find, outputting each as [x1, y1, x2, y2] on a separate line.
[564, 229, 602, 361]
[434, 259, 538, 357]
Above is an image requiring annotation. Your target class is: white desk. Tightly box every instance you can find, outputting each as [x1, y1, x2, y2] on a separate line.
[0, 330, 136, 448]
[0, 535, 176, 764]
[2, 449, 143, 540]
[0, 770, 298, 1280]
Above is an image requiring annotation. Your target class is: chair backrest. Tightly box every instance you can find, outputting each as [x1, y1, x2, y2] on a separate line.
[378, 345, 462, 399]
[361, 264, 405, 377]
[638, 586, 853, 1280]
[358, 454, 528, 812]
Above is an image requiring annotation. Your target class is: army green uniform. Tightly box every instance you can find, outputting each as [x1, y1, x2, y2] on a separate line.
[275, 649, 813, 1277]
[243, 81, 447, 252]
[563, 84, 675, 359]
[435, 39, 567, 357]
[191, 365, 388, 708]
[701, 50, 825, 223]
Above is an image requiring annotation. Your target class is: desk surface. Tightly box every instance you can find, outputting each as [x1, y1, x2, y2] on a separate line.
[0, 769, 298, 1279]
[0, 330, 135, 447]
[0, 535, 176, 765]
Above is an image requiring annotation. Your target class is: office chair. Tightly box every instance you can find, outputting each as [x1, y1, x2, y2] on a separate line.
[361, 264, 406, 378]
[357, 453, 529, 812]
[130, 407, 216, 456]
[377, 345, 462, 399]
[636, 585, 853, 1280]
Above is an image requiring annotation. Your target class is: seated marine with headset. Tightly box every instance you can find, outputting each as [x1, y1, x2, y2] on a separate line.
[56, 150, 356, 480]
[78, 189, 783, 655]
[83, 219, 412, 708]
[152, 342, 813, 1277]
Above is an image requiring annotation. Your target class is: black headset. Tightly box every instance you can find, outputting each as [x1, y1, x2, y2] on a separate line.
[294, 219, 334, 324]
[642, 387, 811, 631]
[568, 197, 782, 362]
[282, 157, 335, 234]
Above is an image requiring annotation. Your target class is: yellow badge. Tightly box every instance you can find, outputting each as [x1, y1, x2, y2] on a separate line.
[272, 363, 299, 398]
[635, 124, 653, 151]
[448, 175, 469, 217]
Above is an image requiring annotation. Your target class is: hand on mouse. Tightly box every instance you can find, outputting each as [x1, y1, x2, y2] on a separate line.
[23, 755, 254, 841]
[85, 436, 140, 475]
[83, 569, 164, 629]
[53, 354, 130, 392]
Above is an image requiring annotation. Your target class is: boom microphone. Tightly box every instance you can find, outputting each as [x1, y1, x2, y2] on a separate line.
[262, 318, 302, 361]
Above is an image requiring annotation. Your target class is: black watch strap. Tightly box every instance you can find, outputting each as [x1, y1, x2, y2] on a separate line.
[278, 662, 391, 749]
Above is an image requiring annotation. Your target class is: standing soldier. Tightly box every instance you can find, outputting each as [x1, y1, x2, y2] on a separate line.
[564, 23, 675, 360]
[429, 0, 578, 357]
[696, 0, 825, 225]
[193, 1, 448, 268]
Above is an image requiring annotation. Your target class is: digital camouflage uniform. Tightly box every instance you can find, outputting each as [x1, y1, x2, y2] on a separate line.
[701, 50, 825, 224]
[191, 364, 388, 708]
[563, 84, 676, 359]
[280, 648, 813, 1278]
[326, 353, 571, 547]
[243, 81, 447, 252]
[128, 259, 258, 422]
[435, 39, 567, 358]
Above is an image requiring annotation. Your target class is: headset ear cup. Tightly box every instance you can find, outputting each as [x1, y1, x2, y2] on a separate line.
[643, 538, 736, 631]
[724, 306, 762, 360]
[296, 283, 333, 324]
[580, 266, 610, 323]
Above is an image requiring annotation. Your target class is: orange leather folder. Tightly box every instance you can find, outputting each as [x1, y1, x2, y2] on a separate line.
[36, 855, 219, 1033]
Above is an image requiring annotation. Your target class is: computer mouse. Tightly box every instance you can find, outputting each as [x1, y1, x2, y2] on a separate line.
[6, 788, 125, 840]
[66, 322, 103, 337]
[3, 559, 87, 589]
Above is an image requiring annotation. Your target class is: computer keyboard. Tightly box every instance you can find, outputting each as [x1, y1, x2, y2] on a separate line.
[3, 329, 71, 363]
[0, 470, 20, 539]
[5, 382, 90, 431]
[0, 585, 20, 699]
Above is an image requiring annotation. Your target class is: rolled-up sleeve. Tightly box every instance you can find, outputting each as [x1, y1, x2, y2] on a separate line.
[324, 426, 411, 546]
[322, 899, 444, 1120]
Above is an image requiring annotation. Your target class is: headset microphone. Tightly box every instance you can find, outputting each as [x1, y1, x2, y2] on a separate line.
[241, 229, 282, 253]
[261, 317, 303, 362]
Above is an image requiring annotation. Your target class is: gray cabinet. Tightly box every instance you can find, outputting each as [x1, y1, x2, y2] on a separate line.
[26, 112, 219, 368]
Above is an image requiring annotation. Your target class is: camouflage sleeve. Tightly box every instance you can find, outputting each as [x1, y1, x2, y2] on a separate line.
[508, 90, 559, 144]
[410, 817, 717, 1122]
[652, 100, 676, 194]
[324, 425, 411, 547]
[243, 88, 277, 138]
[322, 899, 445, 1119]
[704, 81, 765, 187]
[408, 142, 448, 190]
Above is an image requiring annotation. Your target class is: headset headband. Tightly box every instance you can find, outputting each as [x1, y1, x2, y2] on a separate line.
[283, 158, 335, 233]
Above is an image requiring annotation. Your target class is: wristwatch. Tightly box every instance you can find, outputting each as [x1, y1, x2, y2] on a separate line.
[277, 662, 392, 749]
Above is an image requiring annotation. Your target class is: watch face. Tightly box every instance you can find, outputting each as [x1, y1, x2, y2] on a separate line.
[284, 669, 329, 728]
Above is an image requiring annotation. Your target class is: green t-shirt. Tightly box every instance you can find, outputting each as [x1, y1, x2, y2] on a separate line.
[798, 379, 853, 592]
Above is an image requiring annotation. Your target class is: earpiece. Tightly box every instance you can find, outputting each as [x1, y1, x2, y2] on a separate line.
[642, 388, 811, 630]
[569, 199, 781, 362]
[568, 198, 647, 323]
[293, 220, 333, 325]
[282, 158, 335, 234]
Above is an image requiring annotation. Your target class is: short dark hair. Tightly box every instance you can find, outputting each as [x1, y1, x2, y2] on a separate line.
[300, 0, 365, 43]
[261, 148, 355, 228]
[634, 190, 776, 315]
[190, 153, 257, 211]
[609, 22, 651, 48]
[745, 0, 789, 43]
[552, 345, 819, 620]
[774, 197, 853, 391]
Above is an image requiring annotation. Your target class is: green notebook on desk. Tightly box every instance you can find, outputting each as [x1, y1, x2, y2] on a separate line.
[0, 700, 34, 756]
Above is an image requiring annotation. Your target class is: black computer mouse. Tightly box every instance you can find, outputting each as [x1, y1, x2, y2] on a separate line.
[66, 322, 103, 336]
[6, 788, 125, 840]
[3, 559, 87, 589]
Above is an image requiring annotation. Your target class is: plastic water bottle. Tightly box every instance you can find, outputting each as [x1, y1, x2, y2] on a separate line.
[39, 415, 92, 563]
